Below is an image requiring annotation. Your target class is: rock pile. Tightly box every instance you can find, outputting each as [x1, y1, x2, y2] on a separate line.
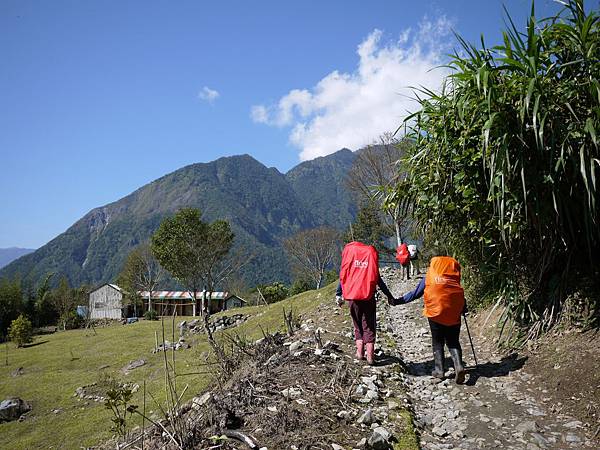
[208, 314, 248, 332]
[74, 382, 139, 403]
[152, 337, 190, 352]
[176, 314, 249, 337]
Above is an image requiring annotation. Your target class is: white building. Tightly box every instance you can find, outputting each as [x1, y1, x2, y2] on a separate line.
[89, 284, 124, 319]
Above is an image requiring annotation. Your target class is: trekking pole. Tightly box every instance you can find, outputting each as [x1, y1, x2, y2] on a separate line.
[462, 312, 478, 368]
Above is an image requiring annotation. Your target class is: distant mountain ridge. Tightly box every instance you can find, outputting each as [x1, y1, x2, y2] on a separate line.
[0, 150, 358, 287]
[0, 248, 36, 269]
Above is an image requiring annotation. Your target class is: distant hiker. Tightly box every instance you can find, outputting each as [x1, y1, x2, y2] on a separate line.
[395, 243, 411, 281]
[408, 244, 420, 276]
[336, 241, 396, 365]
[392, 256, 467, 384]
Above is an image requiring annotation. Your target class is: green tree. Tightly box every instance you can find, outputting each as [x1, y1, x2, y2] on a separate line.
[258, 282, 288, 304]
[345, 200, 390, 253]
[8, 314, 33, 347]
[117, 243, 163, 316]
[396, 0, 600, 337]
[51, 276, 77, 331]
[289, 276, 312, 296]
[0, 277, 23, 337]
[151, 208, 234, 316]
[35, 273, 58, 327]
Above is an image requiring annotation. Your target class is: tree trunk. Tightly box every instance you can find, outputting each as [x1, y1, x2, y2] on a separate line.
[316, 272, 323, 290]
[193, 290, 198, 317]
[147, 291, 152, 313]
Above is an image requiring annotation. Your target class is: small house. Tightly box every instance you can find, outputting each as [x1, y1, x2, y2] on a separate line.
[89, 284, 124, 319]
[139, 290, 247, 316]
[223, 294, 247, 311]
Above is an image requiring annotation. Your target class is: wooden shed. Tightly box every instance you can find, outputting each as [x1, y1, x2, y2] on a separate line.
[89, 284, 124, 319]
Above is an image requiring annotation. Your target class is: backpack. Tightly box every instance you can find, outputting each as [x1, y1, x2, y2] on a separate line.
[396, 243, 410, 266]
[423, 256, 465, 326]
[408, 244, 417, 258]
[339, 242, 379, 301]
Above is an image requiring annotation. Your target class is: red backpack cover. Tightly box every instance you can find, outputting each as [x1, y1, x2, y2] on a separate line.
[396, 243, 410, 266]
[340, 242, 379, 301]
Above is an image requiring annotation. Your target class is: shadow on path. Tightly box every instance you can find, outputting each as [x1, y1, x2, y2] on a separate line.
[375, 353, 404, 368]
[464, 353, 528, 386]
[400, 352, 527, 386]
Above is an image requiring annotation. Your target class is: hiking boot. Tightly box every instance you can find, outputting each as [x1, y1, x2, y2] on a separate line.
[449, 347, 466, 384]
[355, 340, 364, 360]
[431, 345, 445, 379]
[365, 342, 375, 365]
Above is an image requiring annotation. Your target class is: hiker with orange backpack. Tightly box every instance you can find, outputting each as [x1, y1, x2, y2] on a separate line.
[336, 241, 396, 365]
[393, 256, 467, 384]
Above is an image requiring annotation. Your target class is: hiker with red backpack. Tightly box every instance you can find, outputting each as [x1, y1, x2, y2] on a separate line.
[336, 241, 396, 365]
[392, 256, 467, 384]
[396, 242, 411, 280]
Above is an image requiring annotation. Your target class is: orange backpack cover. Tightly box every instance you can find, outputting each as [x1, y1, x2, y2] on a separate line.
[423, 256, 465, 326]
[340, 242, 379, 301]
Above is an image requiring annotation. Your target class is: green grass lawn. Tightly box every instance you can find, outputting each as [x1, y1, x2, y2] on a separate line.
[0, 285, 331, 449]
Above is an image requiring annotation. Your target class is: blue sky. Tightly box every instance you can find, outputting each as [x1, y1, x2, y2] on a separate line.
[1, 0, 566, 248]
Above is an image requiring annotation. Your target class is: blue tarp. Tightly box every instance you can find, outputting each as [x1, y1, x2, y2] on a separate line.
[76, 305, 88, 318]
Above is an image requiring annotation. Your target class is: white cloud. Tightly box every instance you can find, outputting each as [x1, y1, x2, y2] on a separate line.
[251, 17, 453, 160]
[198, 86, 220, 103]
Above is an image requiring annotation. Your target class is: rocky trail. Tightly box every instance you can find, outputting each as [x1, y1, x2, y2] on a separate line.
[98, 270, 598, 450]
[378, 268, 599, 450]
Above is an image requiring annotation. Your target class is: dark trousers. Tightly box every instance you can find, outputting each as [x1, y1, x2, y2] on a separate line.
[349, 298, 376, 343]
[428, 319, 462, 352]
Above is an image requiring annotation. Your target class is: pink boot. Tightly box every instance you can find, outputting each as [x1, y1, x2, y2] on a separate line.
[355, 340, 364, 360]
[366, 342, 375, 365]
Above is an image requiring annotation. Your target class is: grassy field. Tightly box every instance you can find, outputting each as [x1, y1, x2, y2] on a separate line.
[0, 285, 329, 449]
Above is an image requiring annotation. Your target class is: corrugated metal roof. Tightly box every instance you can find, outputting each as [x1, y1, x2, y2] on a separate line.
[138, 291, 230, 300]
[89, 283, 122, 294]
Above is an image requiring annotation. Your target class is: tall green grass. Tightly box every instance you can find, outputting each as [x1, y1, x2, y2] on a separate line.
[393, 0, 600, 341]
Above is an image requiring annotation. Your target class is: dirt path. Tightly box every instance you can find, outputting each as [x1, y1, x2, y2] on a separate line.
[378, 268, 597, 450]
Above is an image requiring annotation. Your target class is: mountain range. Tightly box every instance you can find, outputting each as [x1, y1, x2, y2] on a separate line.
[0, 149, 359, 288]
[0, 248, 36, 269]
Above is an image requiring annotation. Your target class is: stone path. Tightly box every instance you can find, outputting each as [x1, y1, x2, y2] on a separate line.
[378, 268, 596, 450]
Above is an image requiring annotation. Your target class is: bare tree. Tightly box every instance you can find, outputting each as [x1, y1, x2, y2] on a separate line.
[118, 243, 164, 315]
[346, 133, 411, 245]
[283, 227, 340, 289]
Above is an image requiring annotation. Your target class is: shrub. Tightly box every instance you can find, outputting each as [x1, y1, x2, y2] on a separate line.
[60, 310, 84, 330]
[395, 0, 600, 339]
[261, 282, 289, 304]
[289, 277, 312, 296]
[8, 314, 33, 348]
[144, 309, 158, 321]
[324, 269, 339, 285]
